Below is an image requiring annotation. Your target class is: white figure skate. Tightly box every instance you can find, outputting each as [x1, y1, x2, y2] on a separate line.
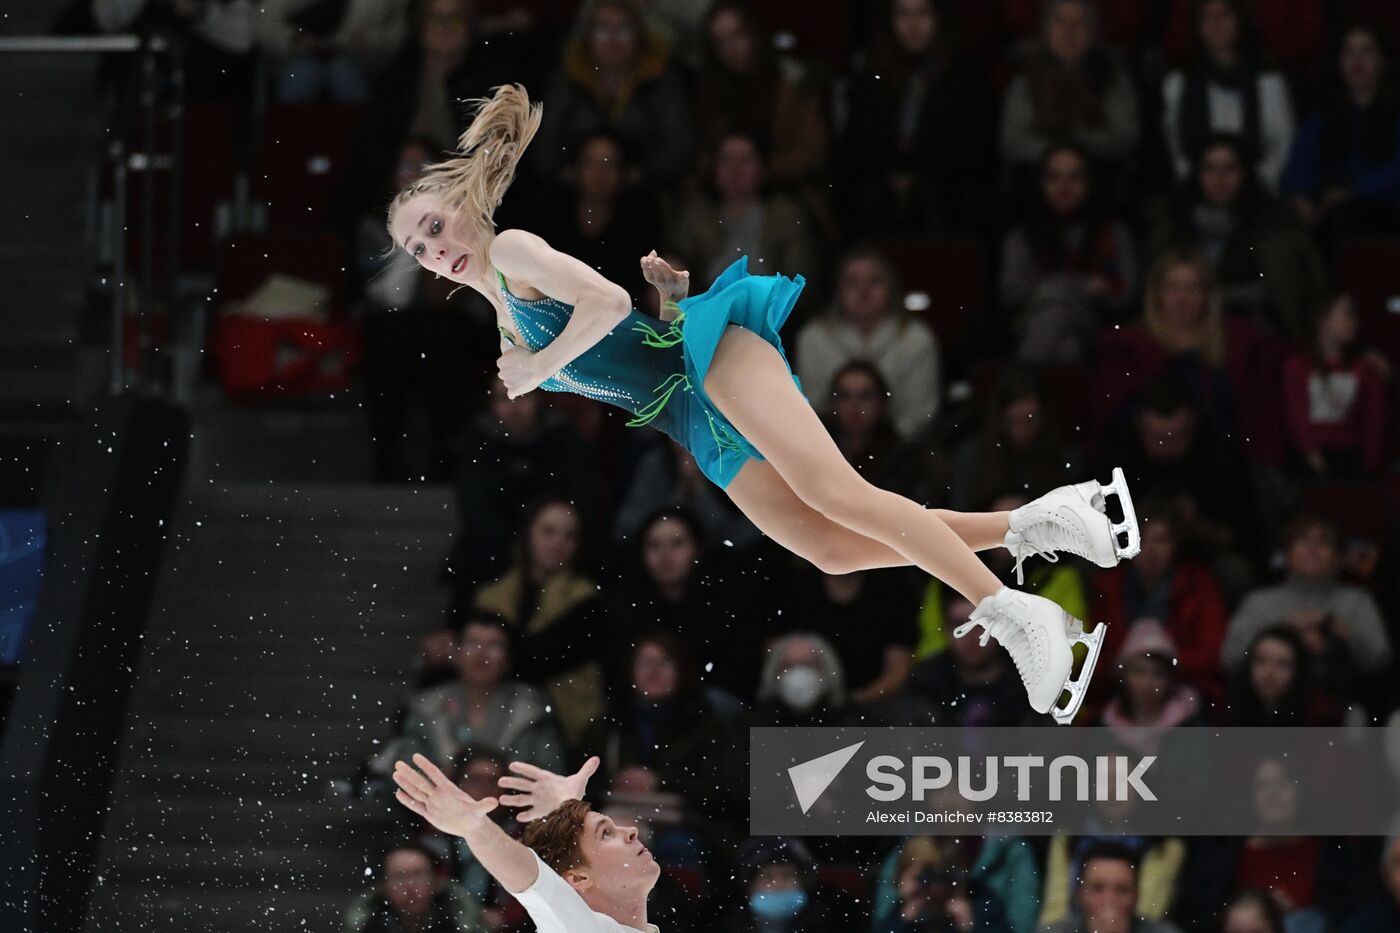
[955, 587, 1105, 724]
[1004, 466, 1141, 584]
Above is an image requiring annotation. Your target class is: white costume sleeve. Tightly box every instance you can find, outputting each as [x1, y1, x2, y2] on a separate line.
[513, 851, 609, 933]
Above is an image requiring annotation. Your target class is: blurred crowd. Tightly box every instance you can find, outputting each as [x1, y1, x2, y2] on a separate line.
[65, 0, 1400, 929]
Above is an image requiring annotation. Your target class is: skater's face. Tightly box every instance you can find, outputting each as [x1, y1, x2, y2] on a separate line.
[837, 257, 895, 324]
[643, 516, 698, 589]
[457, 621, 511, 687]
[392, 190, 485, 285]
[714, 135, 764, 202]
[632, 641, 680, 701]
[571, 812, 659, 894]
[587, 4, 639, 70]
[1198, 144, 1244, 207]
[1252, 759, 1298, 827]
[576, 136, 624, 201]
[892, 0, 937, 55]
[1286, 524, 1338, 580]
[1341, 28, 1384, 100]
[1077, 856, 1136, 930]
[383, 849, 437, 917]
[527, 503, 580, 576]
[1045, 0, 1093, 66]
[832, 368, 886, 435]
[1197, 0, 1240, 62]
[1042, 148, 1089, 216]
[1248, 637, 1297, 708]
[708, 8, 756, 74]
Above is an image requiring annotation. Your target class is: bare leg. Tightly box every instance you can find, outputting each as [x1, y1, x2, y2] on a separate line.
[706, 327, 1004, 604]
[726, 460, 1011, 571]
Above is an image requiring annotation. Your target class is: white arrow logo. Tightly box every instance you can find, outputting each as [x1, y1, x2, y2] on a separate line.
[788, 742, 865, 814]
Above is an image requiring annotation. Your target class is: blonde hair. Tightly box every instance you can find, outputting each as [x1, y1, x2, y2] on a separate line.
[386, 84, 542, 239]
[1143, 246, 1226, 367]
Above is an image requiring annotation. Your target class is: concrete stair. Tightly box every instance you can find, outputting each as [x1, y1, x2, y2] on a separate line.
[84, 482, 455, 932]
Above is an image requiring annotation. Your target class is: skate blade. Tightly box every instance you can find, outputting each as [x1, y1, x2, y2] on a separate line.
[1051, 620, 1105, 725]
[1102, 466, 1140, 561]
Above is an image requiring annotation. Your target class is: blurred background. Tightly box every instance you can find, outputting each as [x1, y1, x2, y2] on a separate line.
[1, 0, 1400, 931]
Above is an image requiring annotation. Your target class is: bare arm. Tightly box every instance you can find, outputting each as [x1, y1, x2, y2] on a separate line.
[392, 754, 539, 893]
[491, 229, 630, 397]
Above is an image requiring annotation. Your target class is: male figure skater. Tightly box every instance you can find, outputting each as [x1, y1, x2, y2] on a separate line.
[393, 753, 660, 932]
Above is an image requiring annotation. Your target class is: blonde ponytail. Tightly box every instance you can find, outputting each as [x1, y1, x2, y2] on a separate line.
[387, 84, 542, 236]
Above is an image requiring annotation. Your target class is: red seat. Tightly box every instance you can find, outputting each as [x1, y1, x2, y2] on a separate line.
[218, 230, 348, 312]
[873, 237, 986, 348]
[253, 104, 363, 227]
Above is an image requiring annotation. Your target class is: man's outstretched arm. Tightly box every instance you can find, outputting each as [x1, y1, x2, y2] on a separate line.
[392, 754, 538, 893]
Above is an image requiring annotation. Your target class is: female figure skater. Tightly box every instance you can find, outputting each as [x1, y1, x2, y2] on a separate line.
[387, 85, 1140, 723]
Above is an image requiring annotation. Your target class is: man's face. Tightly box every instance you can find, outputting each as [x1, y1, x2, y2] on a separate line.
[568, 812, 660, 896]
[383, 849, 436, 917]
[456, 622, 510, 688]
[1286, 525, 1338, 581]
[1077, 857, 1137, 931]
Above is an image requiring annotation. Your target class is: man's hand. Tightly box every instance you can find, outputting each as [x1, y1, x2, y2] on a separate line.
[497, 756, 599, 822]
[394, 754, 498, 836]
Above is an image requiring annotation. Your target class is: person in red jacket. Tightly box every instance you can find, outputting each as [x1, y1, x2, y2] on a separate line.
[1282, 292, 1390, 478]
[1089, 498, 1229, 705]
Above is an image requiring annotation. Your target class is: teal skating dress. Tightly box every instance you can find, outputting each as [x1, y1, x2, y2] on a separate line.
[496, 256, 805, 489]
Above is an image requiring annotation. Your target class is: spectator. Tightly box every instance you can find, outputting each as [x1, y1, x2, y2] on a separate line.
[530, 132, 661, 304]
[780, 563, 918, 705]
[844, 0, 998, 236]
[352, 0, 521, 209]
[1146, 134, 1325, 339]
[1093, 249, 1237, 438]
[257, 0, 411, 104]
[871, 835, 1040, 933]
[1220, 889, 1285, 933]
[1041, 834, 1189, 931]
[999, 143, 1139, 362]
[608, 505, 762, 700]
[1282, 22, 1400, 243]
[578, 633, 746, 851]
[719, 837, 845, 932]
[343, 842, 485, 932]
[1339, 831, 1400, 932]
[396, 612, 566, 772]
[1100, 377, 1262, 593]
[1222, 625, 1341, 727]
[1162, 0, 1294, 190]
[1090, 498, 1230, 702]
[442, 747, 517, 931]
[1282, 293, 1390, 478]
[669, 131, 819, 288]
[1098, 620, 1207, 753]
[822, 362, 904, 484]
[531, 0, 696, 187]
[1221, 512, 1391, 695]
[611, 439, 762, 554]
[751, 633, 864, 728]
[696, 2, 830, 192]
[795, 247, 941, 440]
[473, 496, 608, 744]
[450, 384, 598, 590]
[999, 0, 1140, 186]
[357, 135, 486, 484]
[86, 0, 256, 101]
[887, 592, 1048, 727]
[950, 369, 1077, 513]
[1043, 841, 1184, 933]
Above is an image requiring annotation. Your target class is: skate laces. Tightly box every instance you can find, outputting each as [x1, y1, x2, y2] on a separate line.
[1009, 506, 1088, 585]
[954, 600, 1043, 685]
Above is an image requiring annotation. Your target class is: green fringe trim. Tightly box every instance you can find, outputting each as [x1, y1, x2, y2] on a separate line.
[626, 371, 690, 428]
[632, 309, 687, 348]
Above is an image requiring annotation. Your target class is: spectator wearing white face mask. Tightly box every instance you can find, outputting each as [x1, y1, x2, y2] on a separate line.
[749, 633, 869, 727]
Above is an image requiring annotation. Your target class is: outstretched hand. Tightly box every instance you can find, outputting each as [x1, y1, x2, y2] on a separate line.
[393, 754, 498, 836]
[640, 250, 689, 302]
[496, 756, 600, 822]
